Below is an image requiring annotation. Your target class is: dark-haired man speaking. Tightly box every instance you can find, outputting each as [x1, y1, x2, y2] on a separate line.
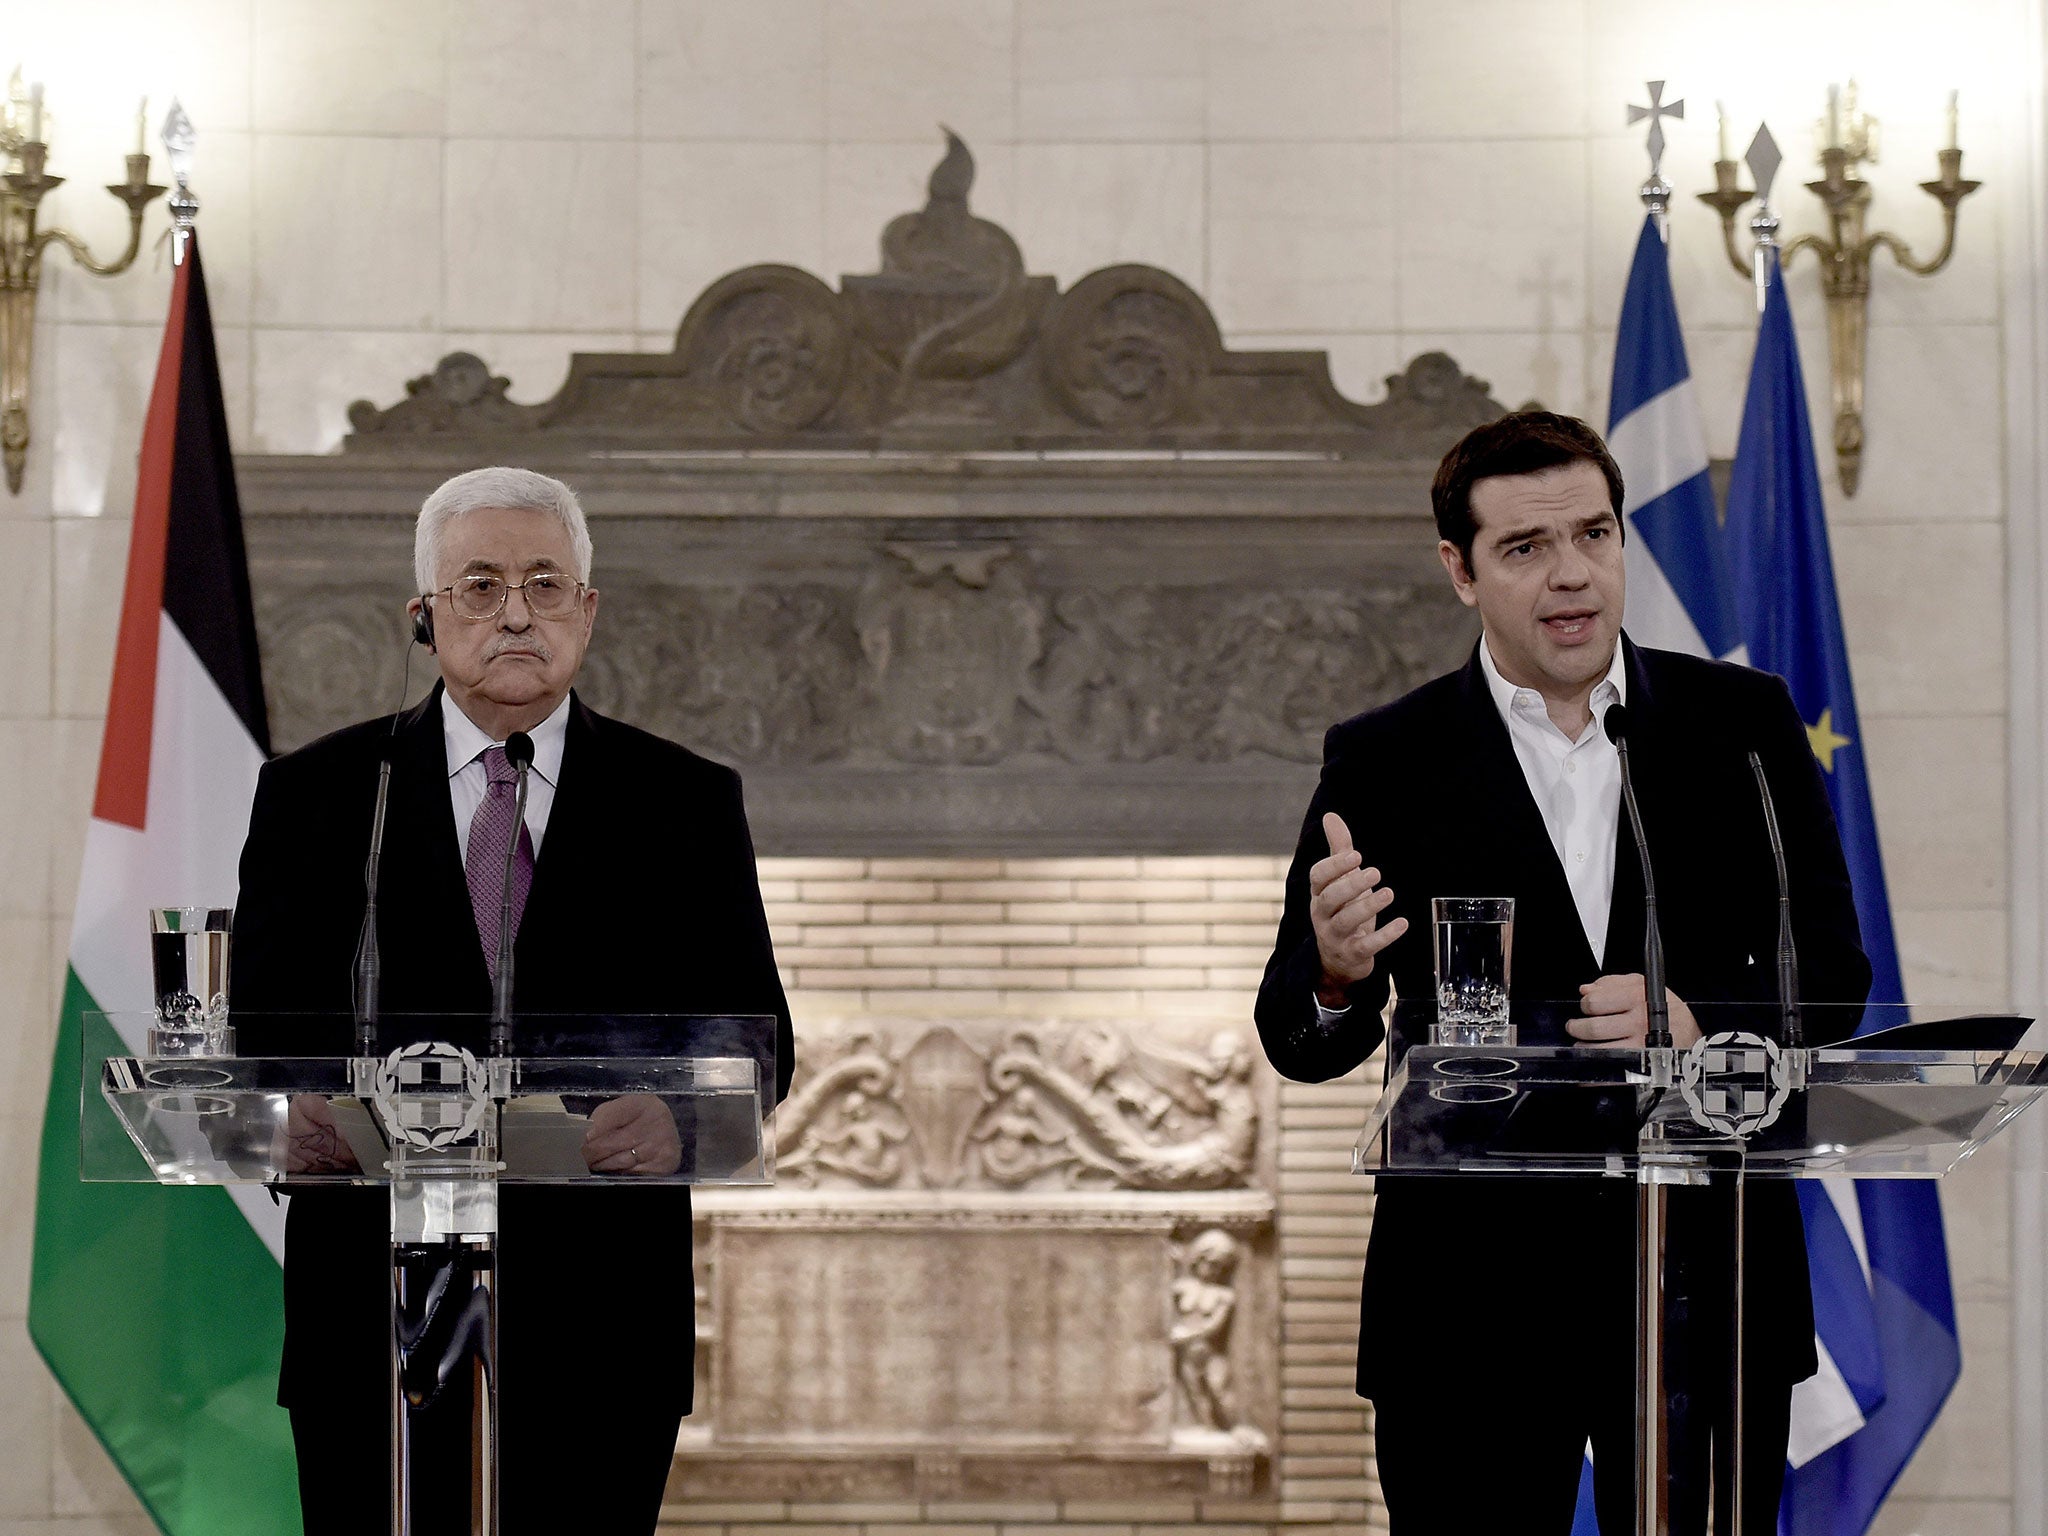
[1255, 412, 1870, 1534]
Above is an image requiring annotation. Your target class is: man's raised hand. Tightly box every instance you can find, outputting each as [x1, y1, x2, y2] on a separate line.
[1309, 811, 1407, 1007]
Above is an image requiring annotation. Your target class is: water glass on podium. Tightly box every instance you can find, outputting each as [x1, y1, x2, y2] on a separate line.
[1432, 896, 1513, 1046]
[149, 906, 232, 1057]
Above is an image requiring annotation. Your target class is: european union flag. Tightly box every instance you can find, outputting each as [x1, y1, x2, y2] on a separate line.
[1727, 253, 1961, 1536]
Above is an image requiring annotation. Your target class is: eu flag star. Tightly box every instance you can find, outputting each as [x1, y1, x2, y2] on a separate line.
[1806, 708, 1852, 772]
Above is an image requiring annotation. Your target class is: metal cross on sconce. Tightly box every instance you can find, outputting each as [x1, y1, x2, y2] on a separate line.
[1627, 80, 1685, 233]
[1698, 83, 1981, 495]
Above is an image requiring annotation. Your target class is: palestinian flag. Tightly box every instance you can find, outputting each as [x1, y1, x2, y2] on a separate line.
[28, 234, 296, 1533]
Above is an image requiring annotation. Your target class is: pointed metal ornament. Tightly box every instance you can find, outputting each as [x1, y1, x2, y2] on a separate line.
[160, 98, 199, 264]
[1744, 124, 1785, 309]
[1745, 123, 1783, 207]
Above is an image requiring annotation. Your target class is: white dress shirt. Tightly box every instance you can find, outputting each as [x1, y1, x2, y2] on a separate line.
[1314, 639, 1627, 1021]
[443, 692, 571, 864]
[1476, 635, 1626, 966]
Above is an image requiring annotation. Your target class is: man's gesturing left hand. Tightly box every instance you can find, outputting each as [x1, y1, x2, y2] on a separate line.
[583, 1093, 683, 1176]
[1570, 972, 1702, 1049]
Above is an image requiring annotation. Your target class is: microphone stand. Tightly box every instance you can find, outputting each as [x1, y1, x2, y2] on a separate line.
[1608, 700, 1686, 1536]
[1606, 705, 1671, 1051]
[353, 748, 394, 1059]
[1745, 750, 1801, 1045]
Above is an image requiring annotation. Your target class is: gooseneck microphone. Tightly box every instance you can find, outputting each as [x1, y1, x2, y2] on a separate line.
[1603, 703, 1672, 1050]
[1747, 750, 1804, 1050]
[352, 635, 421, 1055]
[489, 731, 535, 1055]
[352, 746, 395, 1055]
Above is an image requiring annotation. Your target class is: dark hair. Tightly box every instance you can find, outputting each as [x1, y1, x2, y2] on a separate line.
[1431, 410, 1626, 573]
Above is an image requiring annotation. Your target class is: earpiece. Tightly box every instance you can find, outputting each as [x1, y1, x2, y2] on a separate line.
[411, 605, 435, 648]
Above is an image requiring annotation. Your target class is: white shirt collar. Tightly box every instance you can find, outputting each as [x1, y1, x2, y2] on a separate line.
[441, 689, 571, 786]
[1477, 633, 1627, 740]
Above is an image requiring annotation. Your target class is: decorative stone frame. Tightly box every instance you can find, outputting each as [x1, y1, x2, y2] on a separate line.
[234, 134, 1505, 1532]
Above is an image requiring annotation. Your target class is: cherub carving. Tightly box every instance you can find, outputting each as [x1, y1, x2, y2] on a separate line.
[786, 1086, 911, 1187]
[968, 1086, 1075, 1185]
[1171, 1228, 1241, 1431]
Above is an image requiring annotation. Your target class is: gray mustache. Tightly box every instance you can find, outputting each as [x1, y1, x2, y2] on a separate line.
[486, 640, 552, 662]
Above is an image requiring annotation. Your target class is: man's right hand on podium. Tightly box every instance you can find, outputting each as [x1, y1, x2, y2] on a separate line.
[279, 1095, 361, 1175]
[1309, 811, 1407, 1009]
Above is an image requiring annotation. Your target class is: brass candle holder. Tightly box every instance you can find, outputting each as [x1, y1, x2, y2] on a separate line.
[0, 77, 168, 494]
[1698, 84, 1980, 496]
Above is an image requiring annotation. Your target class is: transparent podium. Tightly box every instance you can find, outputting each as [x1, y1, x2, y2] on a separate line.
[1353, 1006, 2048, 1536]
[79, 1011, 778, 1536]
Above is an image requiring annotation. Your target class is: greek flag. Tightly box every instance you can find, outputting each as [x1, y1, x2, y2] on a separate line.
[1728, 252, 1959, 1536]
[1607, 215, 1742, 661]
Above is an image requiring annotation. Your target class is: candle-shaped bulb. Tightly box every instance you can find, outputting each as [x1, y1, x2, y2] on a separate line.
[1826, 83, 1842, 150]
[135, 96, 148, 158]
[1716, 100, 1731, 162]
[27, 80, 43, 143]
[1945, 89, 1959, 153]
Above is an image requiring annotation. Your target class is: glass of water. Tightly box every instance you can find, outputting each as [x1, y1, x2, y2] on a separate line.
[1432, 896, 1514, 1047]
[149, 906, 233, 1057]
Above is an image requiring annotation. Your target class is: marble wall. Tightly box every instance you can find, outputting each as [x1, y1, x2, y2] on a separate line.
[0, 1, 2035, 1531]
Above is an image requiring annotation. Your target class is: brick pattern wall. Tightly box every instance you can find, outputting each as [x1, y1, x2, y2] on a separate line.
[758, 857, 1285, 1021]
[663, 857, 1384, 1535]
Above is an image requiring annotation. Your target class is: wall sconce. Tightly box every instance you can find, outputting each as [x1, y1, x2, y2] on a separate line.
[0, 73, 168, 495]
[1698, 82, 1979, 496]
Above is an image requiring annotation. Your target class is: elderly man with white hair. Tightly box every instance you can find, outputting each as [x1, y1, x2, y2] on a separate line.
[231, 466, 795, 1534]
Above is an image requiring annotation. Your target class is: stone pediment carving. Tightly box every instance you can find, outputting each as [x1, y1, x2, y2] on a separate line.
[344, 131, 1499, 454]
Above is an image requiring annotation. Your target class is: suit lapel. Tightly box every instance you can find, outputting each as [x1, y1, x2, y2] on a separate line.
[513, 692, 599, 983]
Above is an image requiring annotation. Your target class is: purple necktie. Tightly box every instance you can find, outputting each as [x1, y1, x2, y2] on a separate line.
[466, 745, 535, 981]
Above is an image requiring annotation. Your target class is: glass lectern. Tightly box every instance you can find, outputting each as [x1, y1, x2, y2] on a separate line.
[80, 1011, 778, 1536]
[1353, 1006, 2047, 1536]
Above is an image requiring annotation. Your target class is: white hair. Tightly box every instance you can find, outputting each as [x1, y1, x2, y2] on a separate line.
[413, 466, 593, 594]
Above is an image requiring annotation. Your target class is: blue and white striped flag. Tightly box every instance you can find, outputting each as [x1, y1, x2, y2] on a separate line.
[1607, 216, 1743, 661]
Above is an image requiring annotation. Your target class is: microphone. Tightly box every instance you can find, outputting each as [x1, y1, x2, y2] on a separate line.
[1747, 750, 1803, 1050]
[489, 731, 535, 1055]
[352, 634, 420, 1056]
[1603, 703, 1671, 1050]
[351, 744, 395, 1055]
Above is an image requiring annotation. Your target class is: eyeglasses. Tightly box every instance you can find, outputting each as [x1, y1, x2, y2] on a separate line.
[429, 572, 587, 622]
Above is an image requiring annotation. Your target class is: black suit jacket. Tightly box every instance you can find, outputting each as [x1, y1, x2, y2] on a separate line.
[1255, 637, 1870, 1398]
[232, 685, 794, 1425]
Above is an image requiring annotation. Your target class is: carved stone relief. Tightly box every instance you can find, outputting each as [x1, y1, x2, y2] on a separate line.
[777, 1017, 1259, 1193]
[251, 553, 1468, 780]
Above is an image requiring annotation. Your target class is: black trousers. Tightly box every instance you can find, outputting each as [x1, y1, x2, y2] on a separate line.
[281, 1189, 688, 1536]
[1373, 1187, 1797, 1536]
[1375, 1368, 1792, 1535]
[290, 1381, 679, 1536]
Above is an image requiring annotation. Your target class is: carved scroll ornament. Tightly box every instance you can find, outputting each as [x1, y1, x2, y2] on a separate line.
[343, 132, 1503, 455]
[776, 1020, 1260, 1193]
